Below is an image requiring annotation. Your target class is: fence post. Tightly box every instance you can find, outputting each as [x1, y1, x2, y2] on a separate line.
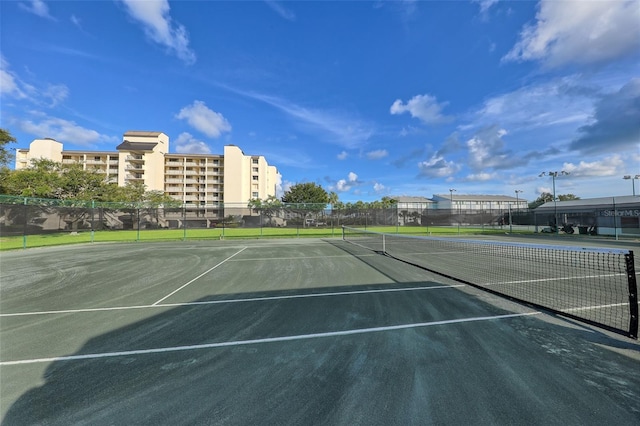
[91, 200, 95, 243]
[183, 206, 187, 241]
[136, 208, 140, 242]
[23, 197, 28, 249]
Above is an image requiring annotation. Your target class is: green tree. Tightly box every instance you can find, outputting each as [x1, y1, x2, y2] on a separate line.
[558, 194, 580, 201]
[248, 195, 282, 225]
[281, 183, 329, 227]
[281, 182, 329, 205]
[2, 159, 62, 198]
[530, 192, 580, 209]
[0, 128, 17, 168]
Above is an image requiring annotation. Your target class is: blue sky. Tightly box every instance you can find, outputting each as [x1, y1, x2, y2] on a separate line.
[1, 0, 639, 203]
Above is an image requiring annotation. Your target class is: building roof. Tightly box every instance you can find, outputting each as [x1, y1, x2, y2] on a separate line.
[433, 194, 524, 202]
[123, 131, 164, 137]
[394, 196, 434, 203]
[116, 141, 158, 151]
[536, 196, 640, 210]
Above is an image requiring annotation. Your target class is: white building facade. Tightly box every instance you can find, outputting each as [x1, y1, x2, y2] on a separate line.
[15, 131, 279, 207]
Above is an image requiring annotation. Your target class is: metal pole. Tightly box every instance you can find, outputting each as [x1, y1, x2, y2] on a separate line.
[91, 200, 95, 243]
[23, 197, 28, 249]
[553, 174, 558, 235]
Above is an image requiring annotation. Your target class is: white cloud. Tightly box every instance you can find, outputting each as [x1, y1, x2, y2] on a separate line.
[366, 149, 388, 160]
[176, 101, 232, 138]
[417, 154, 460, 178]
[561, 155, 624, 178]
[119, 0, 196, 65]
[336, 179, 350, 192]
[474, 0, 499, 14]
[334, 172, 359, 192]
[373, 182, 386, 193]
[174, 132, 211, 154]
[17, 115, 116, 147]
[337, 151, 348, 160]
[390, 94, 453, 125]
[504, 0, 640, 67]
[19, 0, 54, 20]
[466, 125, 512, 171]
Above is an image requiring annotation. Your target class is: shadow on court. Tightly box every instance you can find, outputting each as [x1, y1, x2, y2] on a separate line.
[4, 281, 640, 424]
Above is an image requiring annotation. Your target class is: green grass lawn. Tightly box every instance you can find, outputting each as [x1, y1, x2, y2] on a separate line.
[0, 225, 528, 250]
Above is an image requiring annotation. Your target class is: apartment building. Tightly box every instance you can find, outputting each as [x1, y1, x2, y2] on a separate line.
[15, 131, 279, 208]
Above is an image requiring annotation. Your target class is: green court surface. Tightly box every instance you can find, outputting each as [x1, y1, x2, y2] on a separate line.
[1, 238, 639, 425]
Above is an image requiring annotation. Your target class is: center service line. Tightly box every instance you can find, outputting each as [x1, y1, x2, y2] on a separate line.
[152, 247, 248, 306]
[0, 312, 539, 366]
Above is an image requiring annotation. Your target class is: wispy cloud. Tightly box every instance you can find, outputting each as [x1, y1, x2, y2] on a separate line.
[264, 1, 296, 21]
[118, 0, 196, 65]
[19, 0, 55, 20]
[504, 0, 640, 68]
[176, 101, 232, 138]
[390, 94, 453, 125]
[0, 57, 68, 107]
[226, 88, 374, 149]
[366, 149, 389, 160]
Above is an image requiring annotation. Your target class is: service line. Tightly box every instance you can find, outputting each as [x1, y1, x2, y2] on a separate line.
[0, 312, 539, 366]
[152, 247, 248, 305]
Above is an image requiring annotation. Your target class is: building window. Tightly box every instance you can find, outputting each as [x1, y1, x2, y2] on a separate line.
[252, 192, 259, 198]
[252, 159, 259, 164]
[252, 167, 259, 173]
[252, 176, 259, 181]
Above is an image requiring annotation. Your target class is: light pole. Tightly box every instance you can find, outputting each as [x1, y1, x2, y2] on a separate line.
[515, 189, 523, 212]
[539, 171, 569, 234]
[623, 175, 640, 196]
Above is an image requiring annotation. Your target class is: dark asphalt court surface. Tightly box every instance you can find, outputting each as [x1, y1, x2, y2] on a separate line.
[1, 237, 639, 425]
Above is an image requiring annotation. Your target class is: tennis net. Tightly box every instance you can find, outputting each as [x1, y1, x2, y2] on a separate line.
[342, 226, 638, 338]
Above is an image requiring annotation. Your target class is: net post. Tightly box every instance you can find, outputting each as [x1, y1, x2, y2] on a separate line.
[382, 234, 386, 254]
[341, 225, 345, 240]
[625, 252, 638, 339]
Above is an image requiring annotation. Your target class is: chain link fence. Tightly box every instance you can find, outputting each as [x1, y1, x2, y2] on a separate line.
[1, 195, 637, 244]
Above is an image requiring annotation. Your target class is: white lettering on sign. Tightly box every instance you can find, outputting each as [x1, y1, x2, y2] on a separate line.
[601, 209, 640, 217]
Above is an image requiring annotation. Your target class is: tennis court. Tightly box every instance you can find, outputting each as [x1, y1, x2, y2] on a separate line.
[1, 236, 640, 425]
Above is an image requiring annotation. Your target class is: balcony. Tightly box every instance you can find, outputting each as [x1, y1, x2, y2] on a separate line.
[126, 155, 144, 162]
[86, 160, 106, 165]
[125, 165, 144, 172]
[126, 174, 144, 180]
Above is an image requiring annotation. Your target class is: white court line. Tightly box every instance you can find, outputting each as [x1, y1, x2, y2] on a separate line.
[0, 284, 465, 317]
[482, 273, 624, 286]
[152, 247, 248, 305]
[0, 312, 539, 366]
[563, 303, 629, 312]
